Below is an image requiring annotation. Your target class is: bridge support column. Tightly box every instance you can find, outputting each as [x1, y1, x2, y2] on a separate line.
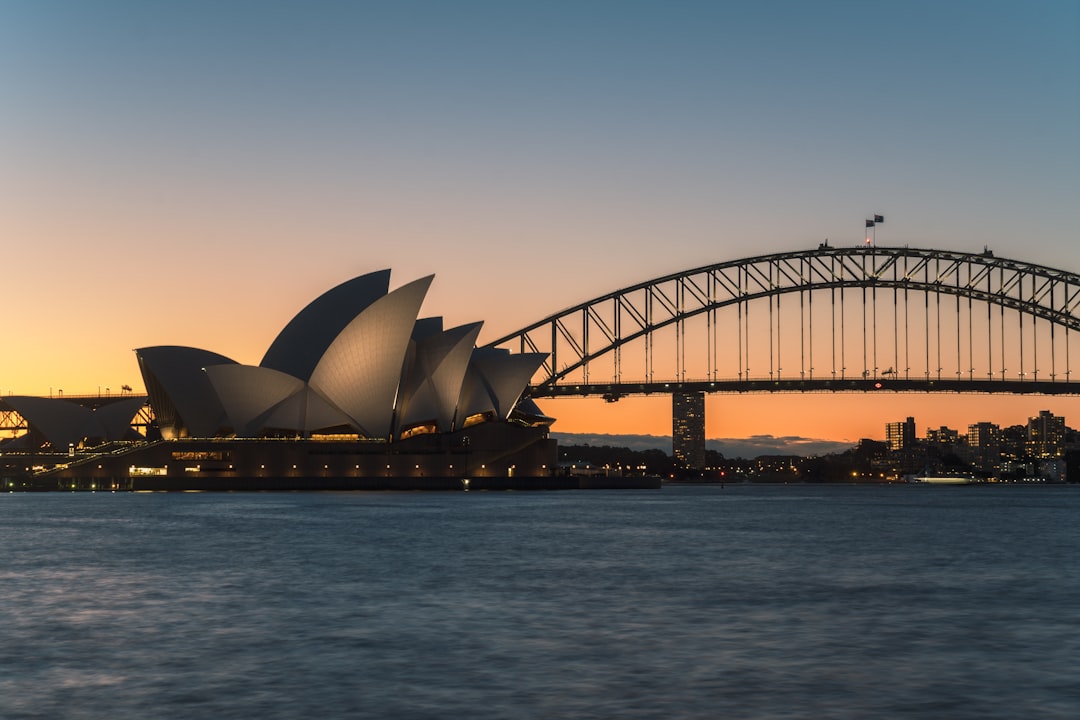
[672, 391, 706, 470]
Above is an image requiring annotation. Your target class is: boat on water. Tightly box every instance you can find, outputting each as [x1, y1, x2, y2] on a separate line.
[905, 472, 980, 485]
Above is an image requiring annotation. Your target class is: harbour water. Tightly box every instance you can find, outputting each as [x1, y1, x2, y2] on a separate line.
[2, 484, 1078, 719]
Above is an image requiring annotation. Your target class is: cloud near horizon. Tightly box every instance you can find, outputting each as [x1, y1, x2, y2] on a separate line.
[551, 432, 855, 459]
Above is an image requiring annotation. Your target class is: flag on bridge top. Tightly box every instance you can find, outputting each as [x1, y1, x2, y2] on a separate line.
[866, 219, 875, 228]
[874, 214, 884, 223]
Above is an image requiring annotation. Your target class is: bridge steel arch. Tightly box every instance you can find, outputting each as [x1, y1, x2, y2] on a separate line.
[487, 246, 1080, 400]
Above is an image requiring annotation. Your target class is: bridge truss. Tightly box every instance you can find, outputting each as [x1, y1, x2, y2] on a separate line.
[487, 246, 1080, 399]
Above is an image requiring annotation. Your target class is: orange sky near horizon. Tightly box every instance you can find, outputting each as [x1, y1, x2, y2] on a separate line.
[3, 2, 1077, 446]
[8, 337, 1077, 446]
[5, 252, 1080, 445]
[542, 393, 1080, 444]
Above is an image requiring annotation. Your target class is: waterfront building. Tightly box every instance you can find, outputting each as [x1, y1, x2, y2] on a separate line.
[885, 416, 923, 474]
[1039, 459, 1067, 483]
[967, 422, 1001, 471]
[2, 270, 575, 490]
[926, 426, 961, 447]
[886, 416, 916, 451]
[1027, 410, 1065, 459]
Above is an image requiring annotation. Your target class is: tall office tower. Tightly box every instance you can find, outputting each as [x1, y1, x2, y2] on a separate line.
[886, 416, 916, 451]
[967, 422, 1001, 470]
[926, 426, 960, 446]
[672, 391, 706, 469]
[1027, 410, 1065, 458]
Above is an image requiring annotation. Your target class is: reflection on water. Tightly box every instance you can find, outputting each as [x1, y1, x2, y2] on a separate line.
[2, 486, 1079, 719]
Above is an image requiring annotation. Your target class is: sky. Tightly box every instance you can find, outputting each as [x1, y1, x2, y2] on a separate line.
[3, 0, 1078, 447]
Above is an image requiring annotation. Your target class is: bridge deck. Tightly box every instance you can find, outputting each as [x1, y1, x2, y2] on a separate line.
[532, 378, 1080, 399]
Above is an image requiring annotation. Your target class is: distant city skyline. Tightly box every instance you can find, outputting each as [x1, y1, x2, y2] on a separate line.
[555, 403, 1074, 458]
[3, 1, 1077, 443]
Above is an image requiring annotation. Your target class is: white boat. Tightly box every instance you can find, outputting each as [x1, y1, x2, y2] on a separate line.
[906, 472, 978, 485]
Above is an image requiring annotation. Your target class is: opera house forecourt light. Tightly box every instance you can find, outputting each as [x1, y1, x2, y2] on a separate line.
[134, 269, 552, 442]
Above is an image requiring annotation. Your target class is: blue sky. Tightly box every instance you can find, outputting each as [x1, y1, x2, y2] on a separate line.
[2, 0, 1078, 441]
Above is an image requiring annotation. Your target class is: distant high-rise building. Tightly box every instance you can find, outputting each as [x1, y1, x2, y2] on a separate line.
[967, 422, 1001, 470]
[886, 416, 916, 451]
[672, 391, 706, 469]
[1027, 410, 1065, 458]
[926, 426, 960, 446]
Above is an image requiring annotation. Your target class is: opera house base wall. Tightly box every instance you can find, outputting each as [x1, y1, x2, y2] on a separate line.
[9, 424, 662, 491]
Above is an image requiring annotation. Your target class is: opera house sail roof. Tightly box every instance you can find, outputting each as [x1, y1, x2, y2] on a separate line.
[260, 269, 391, 381]
[395, 321, 484, 436]
[136, 346, 237, 439]
[130, 270, 551, 442]
[4, 270, 550, 456]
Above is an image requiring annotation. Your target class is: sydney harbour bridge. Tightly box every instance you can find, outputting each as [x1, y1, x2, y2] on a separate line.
[3, 245, 1080, 462]
[485, 245, 1080, 458]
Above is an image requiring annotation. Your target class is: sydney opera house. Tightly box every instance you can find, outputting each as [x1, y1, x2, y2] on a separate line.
[1, 270, 582, 490]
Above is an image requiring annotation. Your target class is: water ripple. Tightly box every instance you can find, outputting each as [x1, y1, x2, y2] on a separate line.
[1, 486, 1078, 719]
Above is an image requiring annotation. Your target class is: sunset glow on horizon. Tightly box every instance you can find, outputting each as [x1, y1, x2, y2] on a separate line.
[3, 1, 1078, 446]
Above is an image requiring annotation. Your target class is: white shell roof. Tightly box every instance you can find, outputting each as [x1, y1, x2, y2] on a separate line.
[396, 321, 483, 433]
[136, 346, 237, 437]
[205, 365, 355, 436]
[411, 316, 444, 340]
[299, 386, 357, 433]
[204, 365, 306, 436]
[309, 275, 433, 438]
[457, 348, 548, 421]
[133, 271, 554, 440]
[260, 269, 391, 381]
